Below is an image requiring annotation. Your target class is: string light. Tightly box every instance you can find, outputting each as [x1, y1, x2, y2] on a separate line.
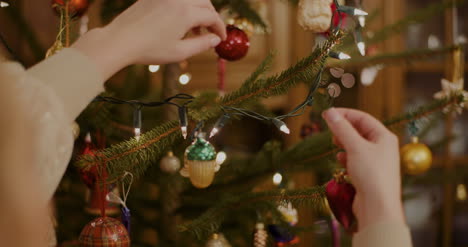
[0, 1, 9, 7]
[358, 16, 366, 28]
[337, 6, 368, 16]
[216, 151, 227, 165]
[329, 51, 351, 60]
[179, 73, 192, 85]
[209, 114, 230, 138]
[357, 42, 366, 56]
[273, 172, 283, 185]
[148, 65, 160, 73]
[178, 106, 188, 139]
[272, 119, 290, 134]
[133, 108, 142, 141]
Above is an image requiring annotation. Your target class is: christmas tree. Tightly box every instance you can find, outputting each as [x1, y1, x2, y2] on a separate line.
[1, 0, 467, 246]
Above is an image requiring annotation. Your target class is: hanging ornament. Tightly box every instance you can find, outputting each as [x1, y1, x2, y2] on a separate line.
[434, 78, 468, 114]
[52, 0, 89, 18]
[325, 171, 357, 233]
[107, 172, 133, 234]
[45, 40, 64, 58]
[401, 136, 433, 175]
[79, 217, 130, 247]
[160, 151, 181, 174]
[206, 233, 232, 247]
[268, 202, 300, 246]
[79, 133, 98, 188]
[253, 222, 268, 247]
[180, 134, 220, 188]
[297, 0, 333, 32]
[215, 25, 250, 61]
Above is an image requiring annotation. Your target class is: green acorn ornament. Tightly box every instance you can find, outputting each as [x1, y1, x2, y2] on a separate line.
[180, 133, 219, 188]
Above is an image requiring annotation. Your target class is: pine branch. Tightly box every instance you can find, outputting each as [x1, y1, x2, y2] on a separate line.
[77, 32, 344, 180]
[178, 186, 326, 239]
[332, 45, 461, 68]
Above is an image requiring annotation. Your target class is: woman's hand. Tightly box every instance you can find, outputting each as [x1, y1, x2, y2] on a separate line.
[72, 0, 226, 80]
[322, 108, 406, 231]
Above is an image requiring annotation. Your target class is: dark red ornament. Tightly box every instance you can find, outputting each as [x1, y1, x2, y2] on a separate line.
[79, 217, 130, 247]
[325, 172, 357, 232]
[215, 25, 250, 61]
[52, 0, 89, 18]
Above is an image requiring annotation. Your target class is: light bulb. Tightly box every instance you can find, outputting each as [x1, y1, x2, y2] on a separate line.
[181, 126, 187, 139]
[273, 172, 283, 185]
[210, 127, 219, 138]
[216, 151, 227, 165]
[338, 52, 351, 60]
[148, 65, 160, 73]
[280, 125, 291, 134]
[358, 16, 366, 28]
[353, 8, 368, 16]
[0, 2, 9, 7]
[134, 128, 141, 141]
[357, 42, 366, 56]
[179, 73, 191, 85]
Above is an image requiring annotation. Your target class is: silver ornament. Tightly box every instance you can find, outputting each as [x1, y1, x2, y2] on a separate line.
[160, 151, 181, 173]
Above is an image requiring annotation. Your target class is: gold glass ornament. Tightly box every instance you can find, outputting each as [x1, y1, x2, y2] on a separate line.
[206, 233, 232, 247]
[401, 136, 432, 175]
[160, 151, 181, 174]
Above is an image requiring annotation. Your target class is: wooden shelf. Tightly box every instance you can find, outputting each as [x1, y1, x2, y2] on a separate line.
[406, 62, 468, 73]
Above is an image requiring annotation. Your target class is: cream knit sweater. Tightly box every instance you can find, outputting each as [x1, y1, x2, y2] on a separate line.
[0, 48, 412, 247]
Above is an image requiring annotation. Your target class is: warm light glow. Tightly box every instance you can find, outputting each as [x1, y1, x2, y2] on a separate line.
[427, 35, 441, 49]
[134, 128, 141, 141]
[353, 8, 368, 16]
[216, 151, 227, 165]
[361, 65, 383, 86]
[0, 2, 9, 7]
[209, 127, 219, 138]
[179, 73, 192, 85]
[273, 172, 283, 185]
[357, 42, 366, 56]
[358, 16, 366, 27]
[457, 184, 467, 201]
[148, 65, 160, 73]
[338, 52, 351, 60]
[280, 125, 290, 134]
[181, 126, 187, 139]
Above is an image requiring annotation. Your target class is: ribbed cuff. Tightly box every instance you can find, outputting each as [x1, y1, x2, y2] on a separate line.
[353, 220, 412, 247]
[27, 48, 104, 122]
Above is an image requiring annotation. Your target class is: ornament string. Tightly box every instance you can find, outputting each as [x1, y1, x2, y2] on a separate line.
[218, 58, 226, 96]
[107, 171, 133, 233]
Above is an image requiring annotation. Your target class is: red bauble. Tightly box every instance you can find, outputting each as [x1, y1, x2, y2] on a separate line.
[79, 217, 130, 247]
[52, 0, 89, 18]
[325, 173, 357, 232]
[215, 25, 250, 61]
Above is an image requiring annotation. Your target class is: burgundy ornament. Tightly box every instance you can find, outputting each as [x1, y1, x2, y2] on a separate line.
[215, 25, 250, 61]
[52, 0, 89, 18]
[325, 172, 357, 232]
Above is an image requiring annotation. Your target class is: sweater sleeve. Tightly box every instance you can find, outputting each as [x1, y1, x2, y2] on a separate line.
[353, 220, 413, 247]
[0, 48, 104, 205]
[27, 48, 104, 123]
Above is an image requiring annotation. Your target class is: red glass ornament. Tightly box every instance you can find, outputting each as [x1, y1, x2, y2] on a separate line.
[79, 217, 130, 247]
[215, 25, 250, 61]
[325, 173, 357, 233]
[52, 0, 89, 18]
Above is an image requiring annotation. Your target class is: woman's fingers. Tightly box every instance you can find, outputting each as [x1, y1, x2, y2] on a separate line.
[189, 7, 226, 40]
[336, 151, 347, 168]
[323, 108, 365, 152]
[177, 33, 221, 60]
[334, 108, 391, 143]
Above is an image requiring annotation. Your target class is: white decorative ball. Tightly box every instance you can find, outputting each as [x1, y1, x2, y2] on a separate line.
[160, 151, 181, 174]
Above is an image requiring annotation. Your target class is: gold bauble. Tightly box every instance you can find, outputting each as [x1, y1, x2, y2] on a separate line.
[401, 136, 432, 175]
[45, 40, 64, 58]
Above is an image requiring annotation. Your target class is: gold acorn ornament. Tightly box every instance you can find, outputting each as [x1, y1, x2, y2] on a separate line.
[160, 151, 181, 174]
[253, 222, 268, 247]
[401, 136, 433, 175]
[180, 134, 220, 188]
